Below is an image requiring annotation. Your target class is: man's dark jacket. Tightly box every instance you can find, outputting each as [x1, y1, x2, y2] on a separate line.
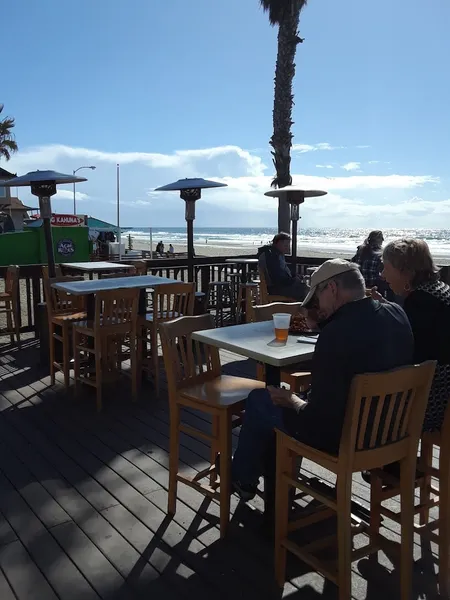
[283, 297, 414, 454]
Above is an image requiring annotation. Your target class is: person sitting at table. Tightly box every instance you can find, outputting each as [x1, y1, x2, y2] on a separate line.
[230, 259, 414, 501]
[257, 232, 309, 301]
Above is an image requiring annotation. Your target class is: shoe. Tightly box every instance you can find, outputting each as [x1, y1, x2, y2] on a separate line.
[361, 462, 424, 486]
[214, 454, 257, 502]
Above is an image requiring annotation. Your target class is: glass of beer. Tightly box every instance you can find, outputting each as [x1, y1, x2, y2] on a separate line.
[273, 313, 291, 343]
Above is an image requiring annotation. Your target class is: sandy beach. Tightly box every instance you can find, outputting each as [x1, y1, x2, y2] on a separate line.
[132, 239, 357, 261]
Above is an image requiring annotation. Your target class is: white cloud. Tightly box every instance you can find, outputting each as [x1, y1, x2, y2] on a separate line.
[341, 162, 361, 172]
[55, 189, 89, 201]
[292, 142, 342, 153]
[5, 141, 446, 226]
[368, 160, 380, 164]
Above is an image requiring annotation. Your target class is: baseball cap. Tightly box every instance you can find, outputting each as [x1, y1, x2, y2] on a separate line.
[302, 258, 358, 307]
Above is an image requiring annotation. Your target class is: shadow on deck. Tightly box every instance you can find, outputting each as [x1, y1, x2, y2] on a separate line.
[0, 337, 441, 599]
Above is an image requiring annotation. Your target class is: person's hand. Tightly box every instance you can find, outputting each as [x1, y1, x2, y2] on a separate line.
[268, 386, 295, 407]
[370, 286, 387, 303]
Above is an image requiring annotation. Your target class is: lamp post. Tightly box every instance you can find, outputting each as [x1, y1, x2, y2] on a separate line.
[73, 165, 95, 214]
[264, 187, 327, 272]
[2, 170, 88, 277]
[154, 178, 227, 282]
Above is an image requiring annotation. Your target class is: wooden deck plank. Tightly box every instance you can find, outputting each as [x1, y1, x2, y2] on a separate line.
[0, 339, 441, 599]
[0, 565, 18, 600]
[0, 513, 18, 547]
[0, 540, 59, 600]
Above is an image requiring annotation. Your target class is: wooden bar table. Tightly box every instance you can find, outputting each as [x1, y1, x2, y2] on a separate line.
[61, 261, 134, 280]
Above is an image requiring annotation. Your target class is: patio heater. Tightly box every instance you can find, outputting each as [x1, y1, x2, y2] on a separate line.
[1, 170, 88, 277]
[264, 186, 327, 272]
[154, 178, 227, 282]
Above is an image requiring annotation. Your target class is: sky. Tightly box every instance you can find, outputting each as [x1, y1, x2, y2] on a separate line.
[2, 0, 450, 229]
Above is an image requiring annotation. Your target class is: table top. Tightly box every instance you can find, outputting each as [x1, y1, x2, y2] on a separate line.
[52, 274, 179, 296]
[192, 321, 316, 367]
[61, 262, 133, 272]
[225, 258, 259, 265]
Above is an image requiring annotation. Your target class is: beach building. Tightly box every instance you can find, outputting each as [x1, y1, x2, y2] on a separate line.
[0, 167, 34, 231]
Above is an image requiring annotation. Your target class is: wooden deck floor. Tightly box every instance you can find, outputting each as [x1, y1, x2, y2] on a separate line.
[0, 336, 441, 599]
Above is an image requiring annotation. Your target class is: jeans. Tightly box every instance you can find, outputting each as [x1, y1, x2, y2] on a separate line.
[232, 388, 286, 487]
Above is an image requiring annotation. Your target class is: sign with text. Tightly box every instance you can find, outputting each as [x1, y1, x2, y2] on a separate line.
[51, 214, 85, 227]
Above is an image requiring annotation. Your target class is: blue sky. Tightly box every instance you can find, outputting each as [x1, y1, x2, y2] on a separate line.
[2, 0, 450, 228]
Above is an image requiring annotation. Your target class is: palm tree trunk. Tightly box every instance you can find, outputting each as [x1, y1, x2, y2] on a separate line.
[270, 0, 302, 233]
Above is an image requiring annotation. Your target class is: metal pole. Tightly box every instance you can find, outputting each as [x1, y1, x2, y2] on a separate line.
[117, 164, 121, 260]
[39, 195, 56, 277]
[149, 227, 153, 259]
[73, 170, 76, 214]
[187, 219, 194, 282]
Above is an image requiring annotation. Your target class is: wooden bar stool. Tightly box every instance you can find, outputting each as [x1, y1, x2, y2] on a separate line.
[43, 275, 87, 388]
[206, 281, 235, 327]
[73, 288, 139, 411]
[159, 314, 265, 538]
[0, 265, 21, 345]
[138, 282, 195, 396]
[370, 398, 450, 596]
[274, 362, 435, 600]
[236, 282, 258, 323]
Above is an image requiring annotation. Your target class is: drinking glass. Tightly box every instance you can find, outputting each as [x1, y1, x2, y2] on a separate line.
[272, 313, 291, 343]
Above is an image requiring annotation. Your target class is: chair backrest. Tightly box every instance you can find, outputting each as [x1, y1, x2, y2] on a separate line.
[133, 261, 148, 276]
[94, 288, 139, 332]
[5, 265, 19, 297]
[42, 265, 62, 282]
[254, 301, 303, 322]
[340, 361, 436, 471]
[258, 268, 270, 304]
[159, 314, 221, 399]
[153, 282, 195, 323]
[45, 276, 85, 315]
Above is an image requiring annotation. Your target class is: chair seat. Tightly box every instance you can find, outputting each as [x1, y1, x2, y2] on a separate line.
[52, 311, 87, 325]
[180, 374, 265, 407]
[0, 292, 12, 301]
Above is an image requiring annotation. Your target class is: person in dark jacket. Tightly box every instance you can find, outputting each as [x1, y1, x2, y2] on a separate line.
[257, 232, 309, 301]
[352, 230, 384, 288]
[231, 259, 414, 500]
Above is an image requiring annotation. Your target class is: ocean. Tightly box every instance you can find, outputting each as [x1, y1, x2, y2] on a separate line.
[125, 227, 450, 257]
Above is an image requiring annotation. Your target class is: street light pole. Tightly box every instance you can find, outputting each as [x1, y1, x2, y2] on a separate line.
[73, 165, 96, 214]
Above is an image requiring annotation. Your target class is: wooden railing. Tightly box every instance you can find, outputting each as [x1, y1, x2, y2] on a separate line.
[4, 255, 448, 336]
[0, 255, 327, 335]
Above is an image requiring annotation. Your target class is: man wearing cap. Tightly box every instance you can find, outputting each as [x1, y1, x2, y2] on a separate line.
[231, 259, 414, 501]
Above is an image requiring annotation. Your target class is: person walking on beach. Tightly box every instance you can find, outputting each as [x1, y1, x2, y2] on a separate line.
[169, 243, 174, 255]
[352, 230, 384, 289]
[257, 232, 309, 301]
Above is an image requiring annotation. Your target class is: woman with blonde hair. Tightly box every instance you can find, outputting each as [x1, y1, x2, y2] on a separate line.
[374, 238, 450, 431]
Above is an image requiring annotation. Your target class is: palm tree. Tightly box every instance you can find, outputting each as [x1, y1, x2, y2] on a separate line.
[0, 104, 18, 161]
[260, 0, 307, 232]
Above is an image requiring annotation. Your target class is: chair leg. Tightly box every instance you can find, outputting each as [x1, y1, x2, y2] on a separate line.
[62, 324, 71, 389]
[218, 411, 232, 538]
[95, 338, 102, 412]
[73, 329, 81, 397]
[168, 403, 180, 515]
[369, 472, 383, 545]
[150, 327, 160, 396]
[274, 437, 291, 588]
[130, 333, 137, 401]
[336, 473, 353, 600]
[256, 362, 265, 382]
[210, 415, 219, 485]
[6, 302, 13, 344]
[49, 323, 56, 385]
[13, 305, 20, 346]
[439, 445, 450, 597]
[399, 458, 415, 600]
[419, 439, 433, 525]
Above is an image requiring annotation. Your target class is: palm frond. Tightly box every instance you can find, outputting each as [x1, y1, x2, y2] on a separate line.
[0, 103, 18, 161]
[259, 0, 307, 26]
